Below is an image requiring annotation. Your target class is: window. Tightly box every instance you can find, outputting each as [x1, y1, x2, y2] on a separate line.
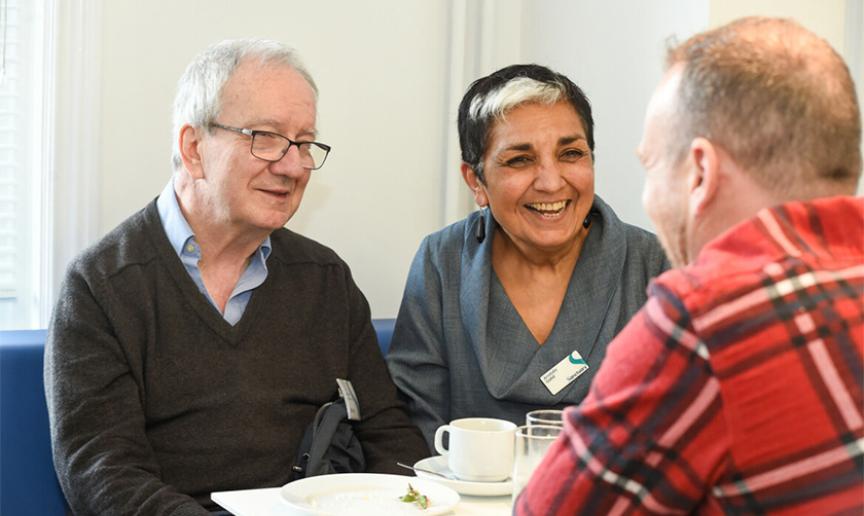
[0, 0, 50, 329]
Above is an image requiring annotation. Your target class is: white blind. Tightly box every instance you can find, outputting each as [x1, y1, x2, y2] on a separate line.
[0, 0, 20, 298]
[0, 0, 46, 328]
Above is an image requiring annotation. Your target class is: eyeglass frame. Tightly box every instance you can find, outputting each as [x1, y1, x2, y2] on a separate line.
[208, 122, 331, 170]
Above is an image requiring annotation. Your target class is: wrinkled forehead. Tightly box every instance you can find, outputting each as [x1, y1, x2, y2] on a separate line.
[647, 66, 683, 123]
[224, 59, 315, 101]
[640, 67, 684, 148]
[220, 60, 317, 127]
[487, 100, 586, 145]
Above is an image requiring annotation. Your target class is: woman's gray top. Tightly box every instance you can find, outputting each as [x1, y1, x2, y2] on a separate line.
[386, 196, 669, 448]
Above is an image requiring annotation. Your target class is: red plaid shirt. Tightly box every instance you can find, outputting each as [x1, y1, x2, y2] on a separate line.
[517, 196, 864, 515]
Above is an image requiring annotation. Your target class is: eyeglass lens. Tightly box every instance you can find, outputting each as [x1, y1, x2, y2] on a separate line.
[251, 132, 327, 169]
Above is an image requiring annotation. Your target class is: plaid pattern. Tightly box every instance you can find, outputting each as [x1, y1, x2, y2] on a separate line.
[516, 196, 864, 515]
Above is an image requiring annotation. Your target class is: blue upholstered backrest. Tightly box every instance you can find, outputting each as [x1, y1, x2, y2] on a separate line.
[371, 318, 396, 355]
[0, 329, 68, 515]
[0, 319, 397, 515]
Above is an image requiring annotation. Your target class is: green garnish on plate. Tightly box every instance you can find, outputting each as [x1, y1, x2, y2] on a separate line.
[400, 483, 430, 510]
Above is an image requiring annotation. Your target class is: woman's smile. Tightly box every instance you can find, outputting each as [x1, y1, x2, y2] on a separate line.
[525, 199, 571, 218]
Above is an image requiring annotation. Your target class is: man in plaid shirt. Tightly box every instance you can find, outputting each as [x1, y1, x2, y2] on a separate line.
[517, 17, 863, 515]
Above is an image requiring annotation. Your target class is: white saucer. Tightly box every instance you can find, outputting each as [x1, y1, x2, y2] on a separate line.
[412, 456, 512, 497]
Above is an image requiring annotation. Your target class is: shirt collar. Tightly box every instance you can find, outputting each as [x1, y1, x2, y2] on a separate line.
[157, 179, 196, 257]
[156, 178, 272, 261]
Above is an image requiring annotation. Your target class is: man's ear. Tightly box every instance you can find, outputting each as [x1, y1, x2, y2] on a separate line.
[178, 124, 206, 179]
[687, 137, 720, 217]
[460, 163, 488, 207]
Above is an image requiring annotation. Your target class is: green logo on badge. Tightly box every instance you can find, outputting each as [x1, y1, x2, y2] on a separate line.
[568, 352, 587, 366]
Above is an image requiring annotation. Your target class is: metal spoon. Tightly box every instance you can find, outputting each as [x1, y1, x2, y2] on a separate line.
[396, 461, 456, 480]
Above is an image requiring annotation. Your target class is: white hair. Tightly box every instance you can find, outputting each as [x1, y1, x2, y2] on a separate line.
[467, 77, 564, 122]
[171, 39, 317, 170]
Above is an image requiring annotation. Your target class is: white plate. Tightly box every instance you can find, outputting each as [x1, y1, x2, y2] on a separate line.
[413, 456, 512, 497]
[279, 473, 460, 515]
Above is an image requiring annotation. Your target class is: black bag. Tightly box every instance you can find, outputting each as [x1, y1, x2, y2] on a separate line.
[290, 382, 366, 480]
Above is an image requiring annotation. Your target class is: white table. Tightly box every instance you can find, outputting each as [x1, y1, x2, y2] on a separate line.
[212, 487, 512, 515]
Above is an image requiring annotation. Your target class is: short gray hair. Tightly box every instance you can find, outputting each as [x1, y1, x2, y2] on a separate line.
[171, 39, 317, 170]
[467, 77, 564, 122]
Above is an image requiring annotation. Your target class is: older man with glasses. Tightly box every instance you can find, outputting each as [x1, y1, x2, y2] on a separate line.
[44, 39, 428, 515]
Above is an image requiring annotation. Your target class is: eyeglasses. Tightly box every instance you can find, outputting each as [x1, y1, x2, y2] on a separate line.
[209, 123, 331, 170]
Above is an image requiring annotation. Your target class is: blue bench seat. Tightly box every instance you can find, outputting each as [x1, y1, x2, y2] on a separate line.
[0, 319, 396, 515]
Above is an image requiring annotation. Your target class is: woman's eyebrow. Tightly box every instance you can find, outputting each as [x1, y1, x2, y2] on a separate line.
[559, 135, 586, 145]
[501, 143, 533, 152]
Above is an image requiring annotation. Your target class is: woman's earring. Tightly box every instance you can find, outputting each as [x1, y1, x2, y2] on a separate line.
[582, 213, 592, 229]
[476, 212, 486, 243]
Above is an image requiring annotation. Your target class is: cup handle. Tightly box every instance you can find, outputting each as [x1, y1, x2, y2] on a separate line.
[433, 425, 450, 456]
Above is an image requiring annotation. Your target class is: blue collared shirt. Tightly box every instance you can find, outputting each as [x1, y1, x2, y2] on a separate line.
[156, 180, 271, 326]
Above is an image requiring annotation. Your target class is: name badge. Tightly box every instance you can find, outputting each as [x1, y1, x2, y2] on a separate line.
[540, 351, 589, 395]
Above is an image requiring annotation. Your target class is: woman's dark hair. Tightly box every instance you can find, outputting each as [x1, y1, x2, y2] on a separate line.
[457, 64, 594, 181]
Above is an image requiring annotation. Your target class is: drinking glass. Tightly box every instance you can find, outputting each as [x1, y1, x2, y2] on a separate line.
[511, 424, 562, 504]
[525, 409, 564, 427]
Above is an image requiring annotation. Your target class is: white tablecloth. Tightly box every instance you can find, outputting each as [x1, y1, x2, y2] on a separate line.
[211, 487, 512, 515]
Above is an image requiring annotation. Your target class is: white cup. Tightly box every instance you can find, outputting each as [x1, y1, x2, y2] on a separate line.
[433, 417, 517, 482]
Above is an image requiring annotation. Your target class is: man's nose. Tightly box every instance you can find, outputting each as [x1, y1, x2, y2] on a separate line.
[269, 145, 308, 177]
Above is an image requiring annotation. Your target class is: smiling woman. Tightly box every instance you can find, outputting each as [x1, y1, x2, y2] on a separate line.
[386, 63, 671, 448]
[471, 100, 594, 266]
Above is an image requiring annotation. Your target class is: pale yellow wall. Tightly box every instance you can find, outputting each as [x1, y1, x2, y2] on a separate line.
[709, 0, 848, 51]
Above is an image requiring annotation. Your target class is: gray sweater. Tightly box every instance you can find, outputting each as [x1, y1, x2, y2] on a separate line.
[387, 196, 669, 447]
[45, 200, 428, 516]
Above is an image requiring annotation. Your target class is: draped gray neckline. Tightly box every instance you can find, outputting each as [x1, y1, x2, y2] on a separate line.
[458, 196, 628, 405]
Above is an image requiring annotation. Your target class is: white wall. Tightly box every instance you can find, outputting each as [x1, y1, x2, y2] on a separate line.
[519, 0, 861, 230]
[520, 0, 710, 231]
[99, 0, 451, 318]
[87, 0, 861, 319]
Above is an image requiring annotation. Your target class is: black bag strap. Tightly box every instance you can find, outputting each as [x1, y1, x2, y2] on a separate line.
[290, 379, 364, 480]
[291, 401, 337, 479]
[305, 400, 350, 474]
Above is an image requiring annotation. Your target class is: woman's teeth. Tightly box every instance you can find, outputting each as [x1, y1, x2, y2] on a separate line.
[527, 200, 569, 213]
